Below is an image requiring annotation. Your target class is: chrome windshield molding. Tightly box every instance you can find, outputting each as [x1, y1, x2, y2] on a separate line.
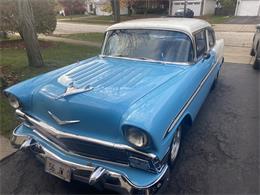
[15, 109, 157, 159]
[48, 111, 80, 125]
[163, 60, 219, 139]
[99, 55, 193, 66]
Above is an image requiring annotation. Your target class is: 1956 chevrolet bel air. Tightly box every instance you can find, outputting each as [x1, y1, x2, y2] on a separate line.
[4, 18, 224, 194]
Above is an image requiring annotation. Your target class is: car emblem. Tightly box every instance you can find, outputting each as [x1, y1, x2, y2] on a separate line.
[55, 82, 93, 100]
[48, 111, 80, 125]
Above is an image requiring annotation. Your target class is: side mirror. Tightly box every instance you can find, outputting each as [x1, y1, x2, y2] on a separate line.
[203, 52, 211, 60]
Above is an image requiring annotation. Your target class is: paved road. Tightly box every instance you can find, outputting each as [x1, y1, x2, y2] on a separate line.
[225, 16, 260, 24]
[0, 63, 259, 194]
[54, 22, 109, 34]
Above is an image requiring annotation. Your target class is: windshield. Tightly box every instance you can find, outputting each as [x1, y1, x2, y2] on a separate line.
[102, 29, 194, 63]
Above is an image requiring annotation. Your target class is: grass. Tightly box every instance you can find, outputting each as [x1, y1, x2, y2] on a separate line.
[58, 14, 161, 25]
[58, 14, 234, 25]
[0, 41, 100, 137]
[53, 32, 104, 43]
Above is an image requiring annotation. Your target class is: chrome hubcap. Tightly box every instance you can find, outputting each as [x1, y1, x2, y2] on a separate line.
[170, 127, 181, 163]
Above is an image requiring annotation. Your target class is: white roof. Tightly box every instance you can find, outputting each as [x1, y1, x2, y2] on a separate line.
[107, 18, 211, 35]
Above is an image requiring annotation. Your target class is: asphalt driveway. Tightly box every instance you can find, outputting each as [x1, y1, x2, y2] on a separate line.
[0, 63, 259, 194]
[225, 16, 260, 24]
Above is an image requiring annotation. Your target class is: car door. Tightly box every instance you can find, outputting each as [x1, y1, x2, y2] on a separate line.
[188, 28, 216, 117]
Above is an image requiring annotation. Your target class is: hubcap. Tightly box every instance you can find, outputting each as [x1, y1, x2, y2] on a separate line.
[170, 127, 181, 163]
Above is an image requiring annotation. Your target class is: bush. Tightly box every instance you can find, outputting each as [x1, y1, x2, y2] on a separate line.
[0, 0, 57, 35]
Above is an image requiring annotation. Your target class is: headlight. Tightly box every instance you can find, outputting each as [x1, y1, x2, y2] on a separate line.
[125, 127, 148, 148]
[7, 94, 20, 108]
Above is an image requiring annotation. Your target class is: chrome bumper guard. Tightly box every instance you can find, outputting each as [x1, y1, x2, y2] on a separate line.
[11, 127, 170, 194]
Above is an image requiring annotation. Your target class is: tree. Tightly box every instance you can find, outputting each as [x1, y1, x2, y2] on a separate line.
[111, 0, 120, 22]
[0, 0, 57, 35]
[0, 0, 57, 67]
[17, 0, 44, 67]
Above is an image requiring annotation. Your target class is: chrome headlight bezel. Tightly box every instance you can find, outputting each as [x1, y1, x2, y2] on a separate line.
[125, 127, 149, 148]
[7, 94, 21, 109]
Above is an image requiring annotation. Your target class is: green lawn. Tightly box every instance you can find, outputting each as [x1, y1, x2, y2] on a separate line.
[0, 41, 100, 137]
[53, 32, 104, 43]
[58, 14, 161, 25]
[58, 14, 232, 25]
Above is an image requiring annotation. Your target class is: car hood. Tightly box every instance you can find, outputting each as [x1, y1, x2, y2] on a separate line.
[30, 57, 187, 142]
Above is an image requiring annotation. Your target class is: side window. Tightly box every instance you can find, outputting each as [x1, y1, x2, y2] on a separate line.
[195, 30, 207, 58]
[208, 28, 216, 48]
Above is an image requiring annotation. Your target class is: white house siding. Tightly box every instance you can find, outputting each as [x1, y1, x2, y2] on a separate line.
[235, 0, 260, 16]
[203, 0, 216, 15]
[171, 0, 202, 16]
[170, 0, 215, 16]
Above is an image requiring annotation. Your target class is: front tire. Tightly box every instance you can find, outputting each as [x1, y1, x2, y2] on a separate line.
[169, 125, 182, 166]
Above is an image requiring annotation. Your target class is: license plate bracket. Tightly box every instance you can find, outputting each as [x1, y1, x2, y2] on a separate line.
[45, 158, 71, 182]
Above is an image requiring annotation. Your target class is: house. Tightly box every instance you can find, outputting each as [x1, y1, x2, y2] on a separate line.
[235, 0, 260, 16]
[85, 0, 128, 16]
[169, 0, 216, 16]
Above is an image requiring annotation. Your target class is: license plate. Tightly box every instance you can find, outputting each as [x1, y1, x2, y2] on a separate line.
[45, 158, 71, 182]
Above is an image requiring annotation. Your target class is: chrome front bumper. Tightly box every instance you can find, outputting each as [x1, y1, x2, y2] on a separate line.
[11, 126, 170, 194]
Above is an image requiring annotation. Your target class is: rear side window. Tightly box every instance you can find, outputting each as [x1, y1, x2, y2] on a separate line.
[195, 30, 207, 58]
[208, 28, 215, 48]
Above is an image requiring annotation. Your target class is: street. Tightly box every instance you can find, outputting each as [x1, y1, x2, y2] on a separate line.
[1, 63, 259, 194]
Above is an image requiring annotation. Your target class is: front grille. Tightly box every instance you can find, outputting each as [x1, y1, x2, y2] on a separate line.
[60, 138, 129, 164]
[34, 125, 129, 164]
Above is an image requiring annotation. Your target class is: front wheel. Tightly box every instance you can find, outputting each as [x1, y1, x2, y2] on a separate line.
[169, 125, 182, 165]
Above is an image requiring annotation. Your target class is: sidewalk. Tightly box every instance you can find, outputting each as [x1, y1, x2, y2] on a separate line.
[213, 24, 256, 33]
[39, 35, 101, 48]
[0, 135, 16, 161]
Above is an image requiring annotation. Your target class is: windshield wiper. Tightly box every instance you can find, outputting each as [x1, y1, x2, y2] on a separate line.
[135, 57, 155, 61]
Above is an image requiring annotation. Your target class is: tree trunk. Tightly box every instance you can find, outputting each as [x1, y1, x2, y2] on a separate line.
[111, 0, 120, 23]
[17, 0, 44, 67]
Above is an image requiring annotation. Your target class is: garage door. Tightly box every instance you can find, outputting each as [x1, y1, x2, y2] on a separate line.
[171, 0, 202, 16]
[236, 0, 260, 16]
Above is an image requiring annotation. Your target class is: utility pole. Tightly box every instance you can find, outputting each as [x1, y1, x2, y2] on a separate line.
[184, 0, 187, 17]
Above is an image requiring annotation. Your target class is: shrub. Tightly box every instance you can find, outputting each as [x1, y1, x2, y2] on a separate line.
[0, 0, 57, 35]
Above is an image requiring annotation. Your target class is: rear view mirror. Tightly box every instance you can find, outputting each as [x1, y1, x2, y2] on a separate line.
[203, 52, 211, 60]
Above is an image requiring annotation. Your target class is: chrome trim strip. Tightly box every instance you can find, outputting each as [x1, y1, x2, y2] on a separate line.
[15, 109, 156, 159]
[48, 111, 80, 125]
[163, 60, 220, 138]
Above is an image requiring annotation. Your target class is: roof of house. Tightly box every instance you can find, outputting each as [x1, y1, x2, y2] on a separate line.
[106, 18, 211, 35]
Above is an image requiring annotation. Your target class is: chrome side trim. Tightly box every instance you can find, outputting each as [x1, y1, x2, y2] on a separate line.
[15, 109, 156, 159]
[163, 60, 220, 138]
[48, 111, 80, 125]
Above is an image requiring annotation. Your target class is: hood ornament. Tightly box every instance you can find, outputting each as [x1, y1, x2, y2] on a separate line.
[56, 82, 93, 100]
[48, 111, 80, 125]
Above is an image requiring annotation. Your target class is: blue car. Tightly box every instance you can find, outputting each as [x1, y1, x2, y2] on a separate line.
[4, 18, 224, 194]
